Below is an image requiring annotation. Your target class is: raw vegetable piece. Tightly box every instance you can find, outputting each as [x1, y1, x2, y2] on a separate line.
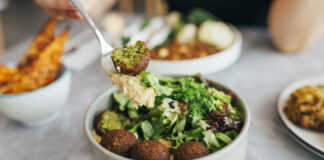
[141, 121, 154, 140]
[129, 121, 142, 133]
[189, 103, 206, 124]
[18, 18, 56, 68]
[225, 130, 238, 139]
[203, 130, 220, 149]
[184, 128, 204, 142]
[140, 71, 173, 96]
[207, 88, 232, 104]
[111, 41, 150, 76]
[113, 92, 130, 111]
[168, 132, 186, 148]
[215, 132, 232, 144]
[172, 118, 186, 134]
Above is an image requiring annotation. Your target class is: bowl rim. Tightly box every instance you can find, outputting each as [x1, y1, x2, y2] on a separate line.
[0, 63, 70, 97]
[149, 25, 242, 64]
[84, 78, 250, 159]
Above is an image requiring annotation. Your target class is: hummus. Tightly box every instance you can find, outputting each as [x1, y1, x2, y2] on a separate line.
[110, 73, 156, 108]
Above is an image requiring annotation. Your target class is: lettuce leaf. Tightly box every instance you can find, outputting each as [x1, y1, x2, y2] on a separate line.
[140, 71, 173, 96]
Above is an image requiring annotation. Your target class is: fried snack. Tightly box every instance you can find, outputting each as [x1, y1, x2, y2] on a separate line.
[111, 41, 150, 76]
[18, 18, 56, 69]
[285, 85, 324, 131]
[0, 29, 69, 94]
[0, 65, 17, 86]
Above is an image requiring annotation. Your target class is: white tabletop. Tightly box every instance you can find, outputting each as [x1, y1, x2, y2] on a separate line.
[0, 24, 323, 160]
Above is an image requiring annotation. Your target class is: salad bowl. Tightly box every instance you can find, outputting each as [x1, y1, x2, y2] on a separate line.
[84, 78, 250, 160]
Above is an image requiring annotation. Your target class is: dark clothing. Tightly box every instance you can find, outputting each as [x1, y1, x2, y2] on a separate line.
[167, 0, 272, 26]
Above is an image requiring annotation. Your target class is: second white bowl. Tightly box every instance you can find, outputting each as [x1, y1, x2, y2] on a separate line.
[0, 64, 71, 126]
[147, 27, 242, 75]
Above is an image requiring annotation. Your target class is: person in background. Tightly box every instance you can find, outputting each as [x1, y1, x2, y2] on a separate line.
[34, 0, 324, 53]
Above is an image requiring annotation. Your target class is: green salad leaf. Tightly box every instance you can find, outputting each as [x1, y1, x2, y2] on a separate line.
[140, 71, 173, 96]
[215, 132, 232, 144]
[203, 130, 220, 149]
[141, 121, 154, 140]
[113, 92, 129, 111]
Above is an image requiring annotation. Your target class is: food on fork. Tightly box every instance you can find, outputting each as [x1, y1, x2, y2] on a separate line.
[111, 41, 149, 76]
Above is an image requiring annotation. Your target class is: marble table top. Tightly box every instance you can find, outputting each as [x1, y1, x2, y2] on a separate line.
[0, 22, 323, 160]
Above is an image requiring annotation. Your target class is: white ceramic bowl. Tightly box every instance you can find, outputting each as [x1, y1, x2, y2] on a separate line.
[147, 27, 242, 75]
[0, 64, 71, 126]
[84, 79, 250, 160]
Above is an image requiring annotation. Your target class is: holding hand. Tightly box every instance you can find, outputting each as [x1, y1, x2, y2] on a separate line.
[34, 0, 115, 19]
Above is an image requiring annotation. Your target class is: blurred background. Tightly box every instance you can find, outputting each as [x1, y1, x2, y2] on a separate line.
[1, 0, 274, 49]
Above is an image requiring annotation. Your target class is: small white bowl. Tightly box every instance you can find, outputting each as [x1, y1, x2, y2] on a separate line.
[147, 27, 242, 75]
[84, 79, 250, 160]
[0, 64, 71, 126]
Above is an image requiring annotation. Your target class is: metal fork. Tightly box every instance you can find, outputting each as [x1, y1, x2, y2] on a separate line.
[70, 0, 113, 73]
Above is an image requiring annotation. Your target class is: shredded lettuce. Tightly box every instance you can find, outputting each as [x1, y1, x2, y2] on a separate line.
[215, 132, 232, 144]
[141, 121, 154, 140]
[140, 71, 173, 96]
[203, 130, 220, 148]
[113, 92, 130, 111]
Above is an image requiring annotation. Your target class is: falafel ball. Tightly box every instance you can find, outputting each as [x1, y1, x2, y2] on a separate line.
[111, 41, 150, 76]
[131, 140, 170, 160]
[100, 129, 138, 157]
[95, 110, 124, 136]
[174, 141, 210, 160]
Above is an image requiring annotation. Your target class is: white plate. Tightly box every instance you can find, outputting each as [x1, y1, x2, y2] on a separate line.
[277, 75, 324, 158]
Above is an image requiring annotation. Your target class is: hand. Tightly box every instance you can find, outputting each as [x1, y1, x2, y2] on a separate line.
[34, 0, 114, 19]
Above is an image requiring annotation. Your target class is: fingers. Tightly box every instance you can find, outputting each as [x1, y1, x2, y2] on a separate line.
[43, 8, 82, 19]
[34, 0, 74, 10]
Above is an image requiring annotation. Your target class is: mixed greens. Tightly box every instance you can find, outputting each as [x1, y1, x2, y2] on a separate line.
[102, 72, 243, 152]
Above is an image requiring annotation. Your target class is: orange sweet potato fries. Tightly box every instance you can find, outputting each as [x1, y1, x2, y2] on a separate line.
[0, 18, 69, 94]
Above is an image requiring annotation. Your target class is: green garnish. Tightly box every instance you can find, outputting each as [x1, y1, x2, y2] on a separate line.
[188, 8, 219, 26]
[121, 36, 130, 46]
[139, 17, 151, 31]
